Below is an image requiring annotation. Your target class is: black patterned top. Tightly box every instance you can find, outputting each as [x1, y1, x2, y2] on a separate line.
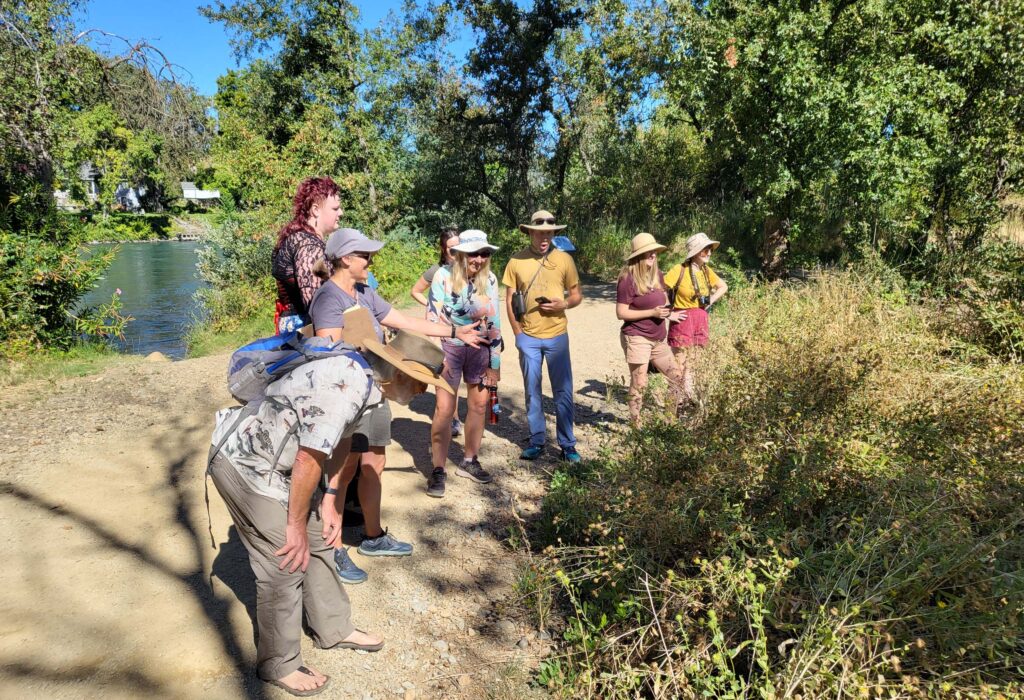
[272, 229, 330, 316]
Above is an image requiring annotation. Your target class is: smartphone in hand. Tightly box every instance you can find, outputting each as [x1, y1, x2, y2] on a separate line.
[536, 296, 551, 304]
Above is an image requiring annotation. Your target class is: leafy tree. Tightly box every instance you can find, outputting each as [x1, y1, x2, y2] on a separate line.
[663, 0, 1024, 275]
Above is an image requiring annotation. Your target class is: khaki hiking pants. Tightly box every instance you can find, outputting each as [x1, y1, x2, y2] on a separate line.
[209, 453, 354, 681]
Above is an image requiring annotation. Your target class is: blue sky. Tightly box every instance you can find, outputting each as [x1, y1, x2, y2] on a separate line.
[75, 0, 412, 97]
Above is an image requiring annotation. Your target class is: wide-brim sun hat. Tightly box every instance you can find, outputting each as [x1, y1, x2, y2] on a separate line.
[325, 227, 385, 260]
[684, 232, 720, 261]
[338, 307, 453, 395]
[451, 229, 499, 253]
[625, 232, 667, 261]
[518, 209, 567, 234]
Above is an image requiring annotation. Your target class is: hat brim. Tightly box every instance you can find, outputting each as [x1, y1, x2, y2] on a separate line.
[519, 223, 567, 234]
[626, 243, 667, 261]
[685, 240, 720, 260]
[452, 243, 499, 253]
[362, 338, 454, 395]
[354, 239, 386, 254]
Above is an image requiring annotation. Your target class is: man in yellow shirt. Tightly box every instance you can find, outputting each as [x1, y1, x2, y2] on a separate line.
[502, 210, 583, 463]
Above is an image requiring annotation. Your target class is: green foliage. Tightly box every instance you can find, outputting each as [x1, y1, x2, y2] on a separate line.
[67, 289, 133, 341]
[368, 228, 436, 302]
[534, 270, 1024, 698]
[0, 0, 210, 356]
[74, 212, 174, 242]
[921, 241, 1024, 361]
[0, 224, 113, 357]
[56, 104, 164, 211]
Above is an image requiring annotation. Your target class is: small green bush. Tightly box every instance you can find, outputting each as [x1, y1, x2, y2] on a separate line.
[533, 270, 1024, 698]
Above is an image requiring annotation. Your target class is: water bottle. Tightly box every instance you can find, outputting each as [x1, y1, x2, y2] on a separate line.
[487, 386, 500, 424]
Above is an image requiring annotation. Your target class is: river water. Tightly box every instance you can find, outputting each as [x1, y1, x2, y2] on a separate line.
[80, 241, 206, 359]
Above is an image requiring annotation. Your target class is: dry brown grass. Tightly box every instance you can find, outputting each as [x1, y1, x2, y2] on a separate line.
[995, 194, 1024, 245]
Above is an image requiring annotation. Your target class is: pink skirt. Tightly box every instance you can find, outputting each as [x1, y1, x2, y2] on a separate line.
[668, 308, 710, 348]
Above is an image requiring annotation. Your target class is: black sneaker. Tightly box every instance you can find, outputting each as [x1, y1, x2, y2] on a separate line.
[426, 468, 447, 498]
[456, 457, 493, 484]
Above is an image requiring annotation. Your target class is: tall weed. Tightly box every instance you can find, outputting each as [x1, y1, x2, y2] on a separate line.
[535, 270, 1024, 698]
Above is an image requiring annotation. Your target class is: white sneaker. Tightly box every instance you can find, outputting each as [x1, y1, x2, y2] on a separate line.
[451, 418, 463, 437]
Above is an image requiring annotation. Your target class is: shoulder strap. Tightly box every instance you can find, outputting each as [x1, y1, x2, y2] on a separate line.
[671, 264, 686, 300]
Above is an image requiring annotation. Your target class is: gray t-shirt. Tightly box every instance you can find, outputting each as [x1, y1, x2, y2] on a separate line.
[309, 279, 393, 342]
[422, 263, 441, 284]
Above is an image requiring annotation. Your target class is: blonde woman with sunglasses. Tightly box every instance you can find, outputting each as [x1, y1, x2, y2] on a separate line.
[425, 229, 504, 498]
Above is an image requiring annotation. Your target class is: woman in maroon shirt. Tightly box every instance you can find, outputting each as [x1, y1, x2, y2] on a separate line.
[271, 177, 342, 333]
[615, 233, 688, 426]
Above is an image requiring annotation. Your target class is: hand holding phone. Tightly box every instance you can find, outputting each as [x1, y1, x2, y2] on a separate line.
[535, 296, 551, 304]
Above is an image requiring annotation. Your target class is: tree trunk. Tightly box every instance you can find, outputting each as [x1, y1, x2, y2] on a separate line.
[761, 215, 790, 280]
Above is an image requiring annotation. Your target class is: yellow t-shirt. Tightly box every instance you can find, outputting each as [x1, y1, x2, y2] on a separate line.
[501, 248, 580, 339]
[663, 263, 722, 310]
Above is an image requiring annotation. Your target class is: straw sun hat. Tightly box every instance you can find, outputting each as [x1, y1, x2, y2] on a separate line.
[624, 232, 667, 261]
[684, 232, 720, 261]
[339, 306, 454, 395]
[519, 209, 567, 234]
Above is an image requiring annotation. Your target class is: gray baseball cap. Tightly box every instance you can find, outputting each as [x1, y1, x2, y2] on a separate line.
[325, 228, 385, 260]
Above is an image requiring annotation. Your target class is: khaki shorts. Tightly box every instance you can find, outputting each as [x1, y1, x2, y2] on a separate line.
[620, 333, 674, 366]
[350, 400, 392, 451]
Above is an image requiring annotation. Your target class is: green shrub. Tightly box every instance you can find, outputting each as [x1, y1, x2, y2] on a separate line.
[0, 222, 114, 357]
[533, 270, 1024, 698]
[73, 212, 174, 242]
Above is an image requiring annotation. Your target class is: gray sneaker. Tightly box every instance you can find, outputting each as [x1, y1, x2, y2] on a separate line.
[333, 547, 368, 584]
[456, 457, 493, 484]
[357, 528, 413, 557]
[426, 468, 447, 498]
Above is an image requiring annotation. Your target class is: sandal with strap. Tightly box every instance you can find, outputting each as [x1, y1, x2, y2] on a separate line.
[321, 628, 385, 652]
[264, 666, 330, 697]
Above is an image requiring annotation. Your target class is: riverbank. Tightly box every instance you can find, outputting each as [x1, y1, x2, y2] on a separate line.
[0, 280, 623, 699]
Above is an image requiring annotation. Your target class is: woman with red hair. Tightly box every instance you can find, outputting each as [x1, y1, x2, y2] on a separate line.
[272, 177, 342, 333]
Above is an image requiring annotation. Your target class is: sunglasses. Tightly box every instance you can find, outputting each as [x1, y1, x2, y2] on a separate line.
[532, 217, 557, 225]
[348, 252, 373, 261]
[467, 250, 492, 259]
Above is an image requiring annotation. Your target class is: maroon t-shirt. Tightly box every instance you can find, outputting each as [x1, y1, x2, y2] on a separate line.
[617, 273, 670, 341]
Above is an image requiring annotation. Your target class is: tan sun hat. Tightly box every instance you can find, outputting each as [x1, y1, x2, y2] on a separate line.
[519, 209, 567, 234]
[684, 232, 720, 261]
[625, 232, 667, 261]
[339, 306, 454, 395]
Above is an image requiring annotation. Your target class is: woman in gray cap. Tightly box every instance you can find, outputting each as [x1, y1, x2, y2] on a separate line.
[308, 228, 483, 584]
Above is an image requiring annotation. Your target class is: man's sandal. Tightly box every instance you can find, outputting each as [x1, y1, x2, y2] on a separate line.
[320, 629, 385, 652]
[264, 666, 330, 697]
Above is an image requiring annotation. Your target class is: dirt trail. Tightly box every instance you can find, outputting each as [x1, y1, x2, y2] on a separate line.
[0, 282, 626, 699]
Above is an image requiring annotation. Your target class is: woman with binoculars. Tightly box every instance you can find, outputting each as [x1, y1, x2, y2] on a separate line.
[663, 232, 729, 410]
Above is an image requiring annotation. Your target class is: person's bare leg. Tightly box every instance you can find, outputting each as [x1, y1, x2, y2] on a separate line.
[431, 388, 457, 468]
[332, 450, 361, 528]
[626, 361, 648, 426]
[672, 346, 696, 404]
[356, 447, 386, 538]
[462, 383, 488, 459]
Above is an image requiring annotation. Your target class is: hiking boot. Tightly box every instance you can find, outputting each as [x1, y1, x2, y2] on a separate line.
[560, 447, 582, 464]
[358, 528, 413, 557]
[456, 457, 493, 484]
[520, 445, 544, 460]
[451, 418, 463, 437]
[426, 468, 447, 498]
[333, 547, 368, 584]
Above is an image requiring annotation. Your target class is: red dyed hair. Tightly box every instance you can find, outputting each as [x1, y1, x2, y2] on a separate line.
[274, 177, 341, 250]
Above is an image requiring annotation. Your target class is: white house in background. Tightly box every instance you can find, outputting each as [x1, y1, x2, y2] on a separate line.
[180, 181, 220, 205]
[54, 162, 102, 210]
